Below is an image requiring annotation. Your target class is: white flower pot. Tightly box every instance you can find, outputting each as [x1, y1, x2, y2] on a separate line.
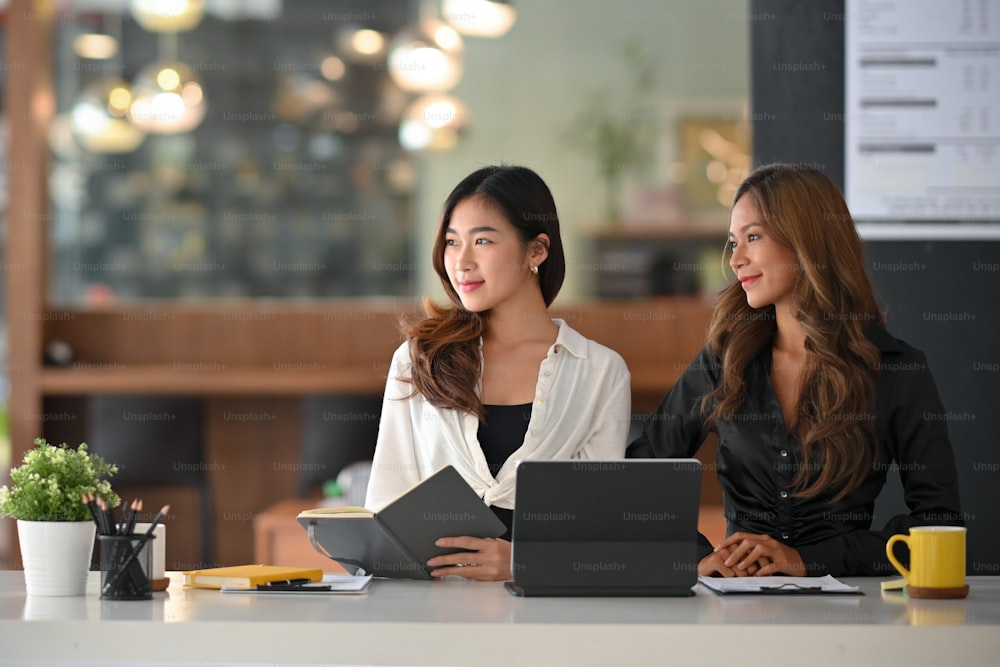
[17, 520, 95, 596]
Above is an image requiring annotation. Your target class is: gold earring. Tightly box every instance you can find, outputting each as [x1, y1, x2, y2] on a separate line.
[530, 265, 538, 274]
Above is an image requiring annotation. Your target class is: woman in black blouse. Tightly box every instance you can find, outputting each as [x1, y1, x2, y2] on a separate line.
[627, 163, 963, 577]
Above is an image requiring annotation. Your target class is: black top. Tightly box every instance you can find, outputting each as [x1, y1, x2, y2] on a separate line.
[478, 403, 532, 541]
[626, 327, 964, 577]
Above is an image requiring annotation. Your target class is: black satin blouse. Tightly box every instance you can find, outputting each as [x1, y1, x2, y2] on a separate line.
[626, 327, 964, 577]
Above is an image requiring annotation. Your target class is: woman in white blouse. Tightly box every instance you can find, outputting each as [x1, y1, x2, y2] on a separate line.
[365, 165, 631, 581]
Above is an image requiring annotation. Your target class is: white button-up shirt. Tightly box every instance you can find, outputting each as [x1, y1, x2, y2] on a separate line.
[364, 320, 631, 511]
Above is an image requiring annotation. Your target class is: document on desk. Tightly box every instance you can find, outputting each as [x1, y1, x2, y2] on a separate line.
[220, 573, 373, 595]
[698, 575, 861, 595]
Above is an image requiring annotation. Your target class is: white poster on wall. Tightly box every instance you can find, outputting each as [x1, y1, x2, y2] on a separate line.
[845, 0, 1000, 238]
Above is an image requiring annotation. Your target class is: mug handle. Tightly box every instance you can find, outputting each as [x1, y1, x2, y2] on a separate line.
[885, 534, 911, 580]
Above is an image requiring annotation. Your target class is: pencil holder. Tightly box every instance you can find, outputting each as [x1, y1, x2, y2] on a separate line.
[98, 534, 154, 600]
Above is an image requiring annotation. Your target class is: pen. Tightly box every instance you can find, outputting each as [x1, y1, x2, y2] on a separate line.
[759, 584, 821, 593]
[261, 578, 313, 587]
[255, 582, 332, 591]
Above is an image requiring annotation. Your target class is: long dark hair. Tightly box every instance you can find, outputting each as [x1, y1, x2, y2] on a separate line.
[703, 163, 885, 500]
[405, 165, 565, 419]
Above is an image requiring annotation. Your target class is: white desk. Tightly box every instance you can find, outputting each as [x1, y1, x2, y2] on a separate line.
[0, 572, 997, 666]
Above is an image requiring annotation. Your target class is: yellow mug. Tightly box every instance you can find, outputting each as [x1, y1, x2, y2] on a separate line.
[885, 526, 968, 598]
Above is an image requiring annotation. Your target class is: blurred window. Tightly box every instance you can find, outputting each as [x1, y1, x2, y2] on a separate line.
[49, 1, 417, 303]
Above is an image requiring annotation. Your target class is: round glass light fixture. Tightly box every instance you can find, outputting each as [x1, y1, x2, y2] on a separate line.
[335, 25, 387, 63]
[321, 55, 346, 81]
[71, 77, 146, 153]
[387, 19, 464, 92]
[398, 93, 469, 151]
[130, 0, 206, 33]
[128, 60, 206, 134]
[73, 33, 119, 59]
[442, 0, 517, 37]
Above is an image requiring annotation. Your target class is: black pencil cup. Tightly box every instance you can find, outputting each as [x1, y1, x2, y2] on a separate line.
[98, 534, 154, 600]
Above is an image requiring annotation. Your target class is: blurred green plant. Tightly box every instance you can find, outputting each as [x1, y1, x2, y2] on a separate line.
[563, 40, 658, 222]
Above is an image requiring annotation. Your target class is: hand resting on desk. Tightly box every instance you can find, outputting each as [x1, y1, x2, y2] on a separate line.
[699, 544, 764, 577]
[427, 536, 512, 581]
[700, 532, 806, 577]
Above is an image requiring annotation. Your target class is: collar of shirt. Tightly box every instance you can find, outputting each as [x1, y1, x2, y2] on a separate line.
[473, 318, 589, 506]
[550, 318, 590, 358]
[866, 325, 902, 353]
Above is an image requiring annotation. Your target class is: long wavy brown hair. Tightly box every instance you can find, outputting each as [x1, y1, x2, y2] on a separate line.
[404, 165, 565, 419]
[702, 164, 885, 500]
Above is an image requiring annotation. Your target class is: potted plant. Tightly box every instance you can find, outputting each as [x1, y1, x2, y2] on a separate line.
[563, 40, 659, 223]
[0, 438, 119, 596]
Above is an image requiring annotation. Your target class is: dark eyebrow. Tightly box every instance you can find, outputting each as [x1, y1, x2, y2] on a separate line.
[445, 226, 500, 234]
[727, 223, 762, 238]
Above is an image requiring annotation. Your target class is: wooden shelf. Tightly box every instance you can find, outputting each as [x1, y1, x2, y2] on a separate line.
[39, 365, 388, 395]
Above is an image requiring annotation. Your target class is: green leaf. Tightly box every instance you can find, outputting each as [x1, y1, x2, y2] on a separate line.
[0, 438, 120, 521]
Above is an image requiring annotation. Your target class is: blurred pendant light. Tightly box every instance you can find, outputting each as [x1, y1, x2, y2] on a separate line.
[336, 25, 388, 64]
[441, 0, 516, 37]
[387, 18, 464, 92]
[130, 0, 206, 33]
[72, 76, 147, 153]
[399, 93, 469, 150]
[70, 13, 144, 153]
[128, 60, 206, 134]
[74, 10, 121, 60]
[73, 33, 119, 60]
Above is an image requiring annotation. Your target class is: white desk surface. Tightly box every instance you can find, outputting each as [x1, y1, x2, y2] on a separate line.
[0, 571, 997, 666]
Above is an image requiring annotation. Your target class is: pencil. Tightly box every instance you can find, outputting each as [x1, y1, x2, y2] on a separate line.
[118, 498, 130, 536]
[123, 498, 141, 536]
[94, 496, 112, 536]
[142, 504, 169, 538]
[82, 493, 101, 532]
[100, 504, 170, 597]
[107, 497, 118, 536]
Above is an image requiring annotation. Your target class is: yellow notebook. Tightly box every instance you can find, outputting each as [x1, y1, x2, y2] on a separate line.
[182, 564, 324, 590]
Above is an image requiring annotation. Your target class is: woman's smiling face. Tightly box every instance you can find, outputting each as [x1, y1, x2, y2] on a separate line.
[728, 195, 800, 311]
[443, 196, 544, 313]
